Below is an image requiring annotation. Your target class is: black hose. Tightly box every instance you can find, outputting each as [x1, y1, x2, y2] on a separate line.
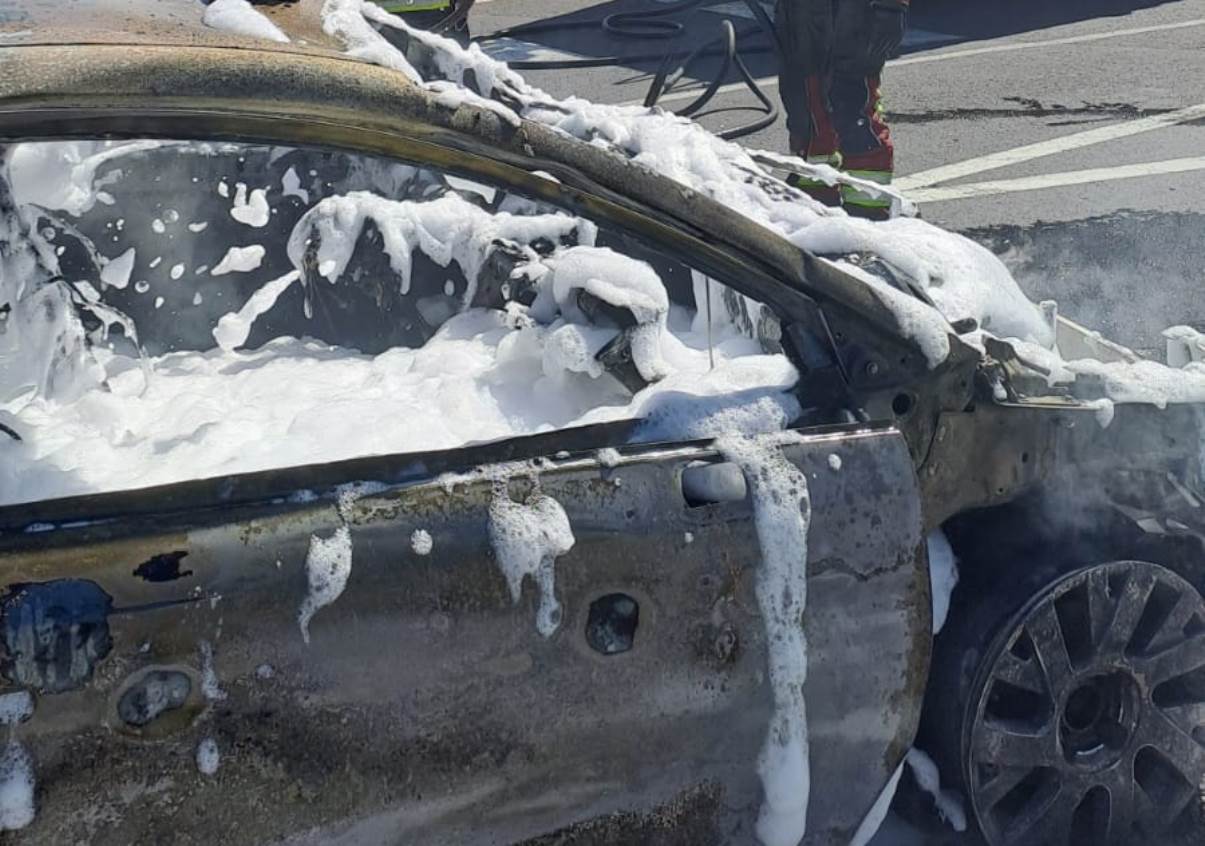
[472, 0, 780, 140]
[432, 0, 476, 33]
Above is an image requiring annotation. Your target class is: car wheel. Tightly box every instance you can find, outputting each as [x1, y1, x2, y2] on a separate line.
[927, 559, 1205, 846]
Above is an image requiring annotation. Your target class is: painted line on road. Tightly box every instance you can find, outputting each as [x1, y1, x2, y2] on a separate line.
[904, 156, 1205, 203]
[617, 17, 1205, 107]
[894, 102, 1205, 190]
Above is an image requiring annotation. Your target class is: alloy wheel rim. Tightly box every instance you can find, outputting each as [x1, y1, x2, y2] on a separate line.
[964, 561, 1205, 845]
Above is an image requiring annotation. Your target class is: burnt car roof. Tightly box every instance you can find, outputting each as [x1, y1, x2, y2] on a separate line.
[0, 0, 345, 55]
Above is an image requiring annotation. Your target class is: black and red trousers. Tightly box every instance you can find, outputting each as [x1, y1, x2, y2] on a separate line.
[776, 0, 897, 213]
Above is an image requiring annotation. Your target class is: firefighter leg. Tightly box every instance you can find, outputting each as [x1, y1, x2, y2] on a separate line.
[829, 73, 893, 219]
[830, 0, 895, 220]
[775, 0, 842, 207]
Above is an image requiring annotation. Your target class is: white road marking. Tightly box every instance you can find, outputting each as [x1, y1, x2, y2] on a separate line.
[889, 17, 1205, 68]
[904, 156, 1205, 203]
[616, 17, 1205, 107]
[894, 102, 1205, 190]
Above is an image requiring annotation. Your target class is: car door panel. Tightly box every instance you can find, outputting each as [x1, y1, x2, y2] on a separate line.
[0, 425, 925, 846]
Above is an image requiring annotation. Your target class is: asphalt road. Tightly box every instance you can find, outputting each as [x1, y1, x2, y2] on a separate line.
[472, 0, 1205, 354]
[462, 2, 1205, 843]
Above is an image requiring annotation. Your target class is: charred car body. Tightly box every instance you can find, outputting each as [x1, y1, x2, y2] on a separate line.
[0, 2, 1202, 845]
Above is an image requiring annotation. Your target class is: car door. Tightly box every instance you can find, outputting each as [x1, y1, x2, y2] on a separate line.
[0, 131, 928, 846]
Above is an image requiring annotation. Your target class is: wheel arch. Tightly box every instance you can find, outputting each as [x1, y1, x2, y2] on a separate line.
[916, 480, 1205, 844]
[940, 481, 1205, 602]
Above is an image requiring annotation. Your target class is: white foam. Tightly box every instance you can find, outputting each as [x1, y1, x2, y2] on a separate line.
[230, 183, 271, 228]
[8, 140, 165, 217]
[298, 526, 353, 644]
[99, 247, 136, 290]
[1066, 357, 1205, 408]
[926, 530, 959, 635]
[540, 323, 607, 379]
[488, 489, 575, 637]
[211, 245, 266, 276]
[317, 1, 1057, 367]
[905, 748, 967, 833]
[715, 433, 811, 846]
[596, 447, 621, 467]
[410, 528, 433, 556]
[0, 298, 789, 504]
[10, 5, 1197, 512]
[0, 692, 32, 726]
[195, 737, 221, 776]
[1002, 338, 1205, 413]
[321, 0, 423, 82]
[0, 742, 34, 831]
[833, 260, 950, 368]
[202, 0, 289, 43]
[288, 191, 592, 304]
[0, 266, 104, 406]
[534, 246, 670, 381]
[212, 269, 300, 350]
[199, 639, 227, 702]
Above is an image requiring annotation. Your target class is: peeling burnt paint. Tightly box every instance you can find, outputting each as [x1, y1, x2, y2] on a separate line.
[117, 669, 193, 728]
[517, 781, 724, 845]
[133, 550, 193, 583]
[0, 579, 113, 693]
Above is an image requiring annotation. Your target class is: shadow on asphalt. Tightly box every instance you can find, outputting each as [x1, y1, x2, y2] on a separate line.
[473, 0, 1190, 91]
[911, 0, 1187, 42]
[968, 211, 1205, 354]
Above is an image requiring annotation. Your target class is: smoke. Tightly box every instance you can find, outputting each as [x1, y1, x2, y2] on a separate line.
[967, 211, 1205, 356]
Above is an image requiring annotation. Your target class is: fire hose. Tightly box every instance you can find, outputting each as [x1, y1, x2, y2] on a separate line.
[429, 0, 783, 140]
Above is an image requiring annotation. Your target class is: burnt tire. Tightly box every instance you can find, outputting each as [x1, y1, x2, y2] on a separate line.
[920, 559, 1205, 846]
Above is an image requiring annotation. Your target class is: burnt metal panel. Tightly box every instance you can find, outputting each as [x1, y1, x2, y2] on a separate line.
[0, 578, 113, 692]
[919, 400, 1205, 531]
[0, 426, 926, 845]
[0, 0, 344, 54]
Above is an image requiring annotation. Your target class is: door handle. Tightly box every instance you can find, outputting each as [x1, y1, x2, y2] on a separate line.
[680, 462, 748, 507]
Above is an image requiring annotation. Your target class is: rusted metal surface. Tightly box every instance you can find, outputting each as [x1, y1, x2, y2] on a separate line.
[919, 399, 1205, 531]
[0, 428, 925, 845]
[0, 0, 344, 54]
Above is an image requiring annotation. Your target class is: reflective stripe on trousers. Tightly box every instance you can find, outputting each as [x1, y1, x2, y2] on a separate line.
[375, 0, 451, 12]
[840, 168, 892, 209]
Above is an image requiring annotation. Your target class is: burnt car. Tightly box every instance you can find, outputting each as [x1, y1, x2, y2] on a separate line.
[0, 2, 1202, 845]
